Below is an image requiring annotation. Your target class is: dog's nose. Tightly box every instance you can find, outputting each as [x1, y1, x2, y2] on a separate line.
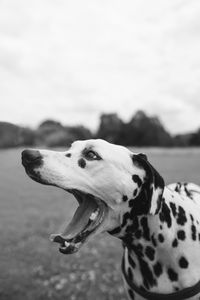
[21, 149, 42, 166]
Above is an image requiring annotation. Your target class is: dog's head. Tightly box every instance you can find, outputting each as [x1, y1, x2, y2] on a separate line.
[22, 139, 164, 254]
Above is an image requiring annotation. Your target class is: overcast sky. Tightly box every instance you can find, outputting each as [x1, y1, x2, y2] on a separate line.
[0, 0, 200, 134]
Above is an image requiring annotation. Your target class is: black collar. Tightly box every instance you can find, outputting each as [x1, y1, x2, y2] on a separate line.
[122, 258, 200, 300]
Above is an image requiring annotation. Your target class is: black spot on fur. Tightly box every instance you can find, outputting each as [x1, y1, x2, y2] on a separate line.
[169, 202, 177, 218]
[135, 229, 142, 239]
[122, 212, 130, 227]
[153, 261, 163, 277]
[108, 226, 121, 235]
[184, 183, 193, 199]
[123, 234, 133, 246]
[140, 217, 150, 241]
[133, 189, 138, 197]
[128, 267, 134, 281]
[125, 217, 139, 234]
[177, 206, 187, 226]
[179, 257, 189, 268]
[65, 153, 71, 157]
[78, 158, 86, 168]
[140, 286, 146, 292]
[128, 289, 135, 300]
[191, 224, 197, 241]
[129, 199, 134, 208]
[122, 195, 128, 202]
[172, 238, 178, 247]
[145, 246, 155, 261]
[128, 254, 136, 269]
[198, 233, 200, 241]
[129, 189, 150, 215]
[132, 174, 143, 187]
[151, 234, 157, 247]
[158, 233, 164, 243]
[138, 256, 157, 289]
[177, 230, 186, 240]
[159, 201, 172, 228]
[175, 182, 181, 193]
[132, 243, 144, 258]
[168, 268, 178, 281]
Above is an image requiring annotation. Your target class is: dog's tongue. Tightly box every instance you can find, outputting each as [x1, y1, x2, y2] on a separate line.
[59, 197, 98, 239]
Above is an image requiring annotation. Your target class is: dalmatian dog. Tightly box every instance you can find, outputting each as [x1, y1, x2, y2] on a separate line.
[21, 139, 200, 300]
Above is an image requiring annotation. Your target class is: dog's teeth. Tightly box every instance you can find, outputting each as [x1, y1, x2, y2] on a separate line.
[65, 241, 70, 247]
[89, 209, 99, 221]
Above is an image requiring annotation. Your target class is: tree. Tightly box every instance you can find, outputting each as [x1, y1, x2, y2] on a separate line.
[189, 129, 200, 146]
[122, 110, 173, 146]
[96, 113, 124, 144]
[0, 122, 35, 147]
[36, 119, 92, 147]
[0, 122, 21, 148]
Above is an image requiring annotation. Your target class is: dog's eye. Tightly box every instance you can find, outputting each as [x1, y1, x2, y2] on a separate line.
[84, 150, 101, 161]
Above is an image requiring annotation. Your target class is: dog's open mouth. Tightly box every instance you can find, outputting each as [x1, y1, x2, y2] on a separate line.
[50, 190, 108, 254]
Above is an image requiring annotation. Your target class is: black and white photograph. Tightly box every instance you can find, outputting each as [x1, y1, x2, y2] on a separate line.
[1, 1, 200, 299]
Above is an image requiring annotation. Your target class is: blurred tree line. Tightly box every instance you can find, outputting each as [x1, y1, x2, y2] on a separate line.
[0, 110, 200, 148]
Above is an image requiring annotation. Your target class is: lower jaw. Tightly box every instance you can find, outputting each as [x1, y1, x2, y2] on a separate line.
[51, 204, 108, 254]
[59, 241, 82, 254]
[26, 168, 49, 185]
[52, 230, 95, 254]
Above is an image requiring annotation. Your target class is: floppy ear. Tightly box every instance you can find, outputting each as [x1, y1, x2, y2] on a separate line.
[132, 153, 164, 215]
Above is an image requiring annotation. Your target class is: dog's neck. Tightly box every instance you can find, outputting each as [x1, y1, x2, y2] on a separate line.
[110, 188, 200, 294]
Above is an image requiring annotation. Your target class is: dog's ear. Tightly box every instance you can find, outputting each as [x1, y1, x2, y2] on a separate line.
[137, 153, 148, 161]
[132, 153, 164, 215]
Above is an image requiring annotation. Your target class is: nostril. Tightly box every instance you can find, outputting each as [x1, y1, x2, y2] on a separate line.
[21, 149, 42, 165]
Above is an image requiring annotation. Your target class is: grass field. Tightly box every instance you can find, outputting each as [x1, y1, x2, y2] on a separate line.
[0, 147, 200, 300]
